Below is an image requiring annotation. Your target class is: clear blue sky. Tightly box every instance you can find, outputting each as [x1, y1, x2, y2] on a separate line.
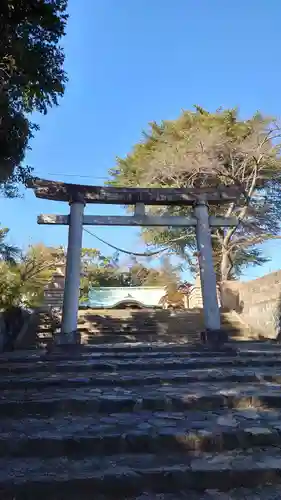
[1, 0, 281, 280]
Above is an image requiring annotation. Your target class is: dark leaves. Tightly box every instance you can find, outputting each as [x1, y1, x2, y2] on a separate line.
[0, 0, 68, 195]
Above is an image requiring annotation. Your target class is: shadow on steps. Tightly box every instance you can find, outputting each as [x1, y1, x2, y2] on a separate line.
[29, 308, 259, 350]
[78, 309, 247, 346]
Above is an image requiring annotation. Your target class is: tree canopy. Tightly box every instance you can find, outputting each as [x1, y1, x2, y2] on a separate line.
[0, 226, 19, 263]
[0, 235, 182, 311]
[0, 0, 68, 196]
[109, 107, 281, 280]
[79, 249, 181, 302]
[0, 243, 64, 310]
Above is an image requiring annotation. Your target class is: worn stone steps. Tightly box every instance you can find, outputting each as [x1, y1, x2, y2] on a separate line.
[34, 309, 251, 351]
[4, 345, 281, 363]
[81, 333, 201, 345]
[2, 338, 281, 497]
[2, 448, 281, 498]
[27, 335, 280, 354]
[2, 487, 281, 500]
[34, 331, 249, 351]
[77, 321, 245, 332]
[86, 487, 281, 500]
[2, 353, 281, 375]
[1, 408, 281, 458]
[80, 321, 244, 333]
[2, 365, 281, 390]
[2, 339, 280, 359]
[79, 328, 161, 335]
[85, 486, 281, 500]
[34, 332, 202, 348]
[1, 380, 281, 417]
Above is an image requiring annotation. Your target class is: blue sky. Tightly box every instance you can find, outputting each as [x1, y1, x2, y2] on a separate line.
[2, 0, 281, 280]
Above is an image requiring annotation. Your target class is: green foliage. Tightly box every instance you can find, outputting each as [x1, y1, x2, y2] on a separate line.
[80, 248, 120, 299]
[79, 248, 180, 302]
[228, 247, 270, 279]
[0, 234, 181, 310]
[0, 0, 68, 196]
[0, 226, 19, 263]
[109, 107, 281, 280]
[0, 262, 19, 309]
[0, 243, 64, 310]
[18, 245, 64, 307]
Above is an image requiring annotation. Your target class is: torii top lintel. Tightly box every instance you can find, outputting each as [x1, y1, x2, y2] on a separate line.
[28, 178, 240, 206]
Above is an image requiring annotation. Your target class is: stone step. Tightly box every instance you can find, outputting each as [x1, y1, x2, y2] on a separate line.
[79, 486, 281, 500]
[221, 320, 247, 327]
[1, 408, 281, 458]
[37, 322, 245, 332]
[38, 316, 246, 334]
[43, 347, 281, 362]
[2, 340, 280, 358]
[80, 329, 242, 338]
[76, 318, 243, 326]
[80, 334, 201, 345]
[1, 448, 281, 498]
[32, 334, 244, 350]
[2, 487, 281, 500]
[0, 347, 233, 364]
[2, 339, 280, 498]
[78, 324, 159, 330]
[1, 365, 281, 390]
[78, 327, 162, 338]
[79, 324, 196, 327]
[77, 315, 158, 321]
[80, 319, 241, 327]
[34, 328, 249, 348]
[1, 381, 280, 417]
[92, 330, 155, 338]
[2, 354, 281, 374]
[4, 346, 281, 364]
[80, 335, 200, 343]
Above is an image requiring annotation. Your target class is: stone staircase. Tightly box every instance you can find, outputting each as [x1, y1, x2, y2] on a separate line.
[33, 308, 254, 350]
[1, 333, 281, 498]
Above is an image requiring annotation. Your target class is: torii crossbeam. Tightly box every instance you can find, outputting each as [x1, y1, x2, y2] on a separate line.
[29, 178, 240, 348]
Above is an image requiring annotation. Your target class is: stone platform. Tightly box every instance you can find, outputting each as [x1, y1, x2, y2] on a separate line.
[1, 341, 281, 498]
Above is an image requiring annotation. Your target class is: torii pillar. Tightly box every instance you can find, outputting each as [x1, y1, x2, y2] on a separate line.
[56, 198, 85, 346]
[194, 200, 221, 331]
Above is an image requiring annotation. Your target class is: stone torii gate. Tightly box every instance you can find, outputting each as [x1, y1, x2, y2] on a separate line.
[28, 178, 239, 347]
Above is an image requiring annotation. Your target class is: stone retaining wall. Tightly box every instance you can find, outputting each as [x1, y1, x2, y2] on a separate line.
[220, 270, 281, 339]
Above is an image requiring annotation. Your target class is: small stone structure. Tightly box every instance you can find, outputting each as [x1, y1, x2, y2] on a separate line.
[43, 261, 65, 309]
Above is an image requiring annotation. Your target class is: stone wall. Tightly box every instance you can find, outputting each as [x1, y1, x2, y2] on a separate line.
[220, 270, 281, 339]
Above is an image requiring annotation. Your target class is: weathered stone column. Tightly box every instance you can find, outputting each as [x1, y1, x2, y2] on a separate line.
[194, 200, 221, 339]
[57, 199, 85, 345]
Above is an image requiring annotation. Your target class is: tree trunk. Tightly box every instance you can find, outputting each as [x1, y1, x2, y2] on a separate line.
[220, 251, 232, 281]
